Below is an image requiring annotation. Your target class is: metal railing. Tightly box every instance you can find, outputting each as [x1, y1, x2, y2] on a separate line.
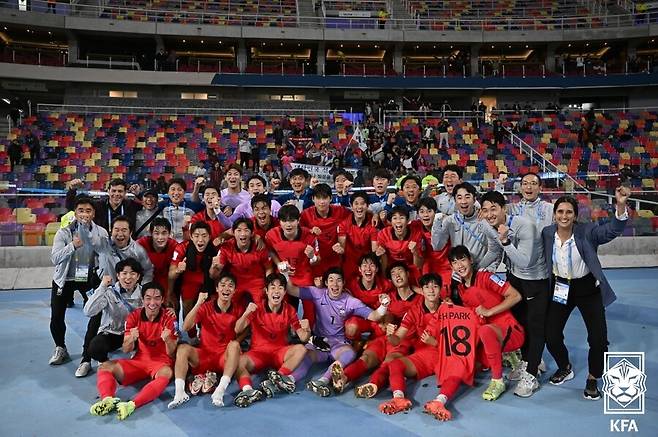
[2, 0, 656, 31]
[36, 104, 336, 117]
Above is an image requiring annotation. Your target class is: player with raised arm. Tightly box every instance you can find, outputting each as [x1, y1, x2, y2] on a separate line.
[90, 282, 177, 420]
[232, 273, 312, 407]
[167, 273, 243, 409]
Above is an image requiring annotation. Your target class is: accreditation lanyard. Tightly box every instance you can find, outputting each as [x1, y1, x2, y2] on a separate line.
[168, 201, 187, 235]
[455, 213, 483, 245]
[108, 204, 125, 231]
[113, 285, 135, 313]
[518, 201, 545, 228]
[551, 237, 573, 305]
[73, 222, 91, 282]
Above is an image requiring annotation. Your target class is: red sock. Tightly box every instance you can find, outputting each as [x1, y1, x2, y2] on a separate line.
[97, 370, 117, 399]
[439, 377, 462, 401]
[238, 376, 252, 389]
[479, 325, 503, 379]
[388, 359, 407, 394]
[279, 366, 292, 376]
[133, 376, 169, 408]
[344, 359, 368, 382]
[369, 361, 391, 388]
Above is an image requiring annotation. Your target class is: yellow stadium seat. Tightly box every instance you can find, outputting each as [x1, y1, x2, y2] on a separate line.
[45, 222, 61, 246]
[638, 209, 654, 218]
[47, 173, 59, 182]
[39, 165, 51, 173]
[108, 159, 119, 167]
[137, 142, 146, 149]
[93, 118, 102, 128]
[15, 208, 36, 224]
[175, 147, 184, 155]
[85, 173, 97, 182]
[65, 165, 77, 174]
[48, 140, 58, 147]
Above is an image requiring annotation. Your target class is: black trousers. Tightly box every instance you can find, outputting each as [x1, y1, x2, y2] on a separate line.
[239, 152, 251, 169]
[85, 331, 124, 363]
[50, 280, 90, 348]
[81, 313, 102, 363]
[508, 274, 550, 376]
[545, 274, 608, 379]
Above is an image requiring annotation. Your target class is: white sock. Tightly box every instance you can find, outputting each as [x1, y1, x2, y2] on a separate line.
[393, 390, 404, 398]
[435, 394, 448, 404]
[217, 375, 231, 392]
[242, 384, 253, 391]
[174, 378, 186, 398]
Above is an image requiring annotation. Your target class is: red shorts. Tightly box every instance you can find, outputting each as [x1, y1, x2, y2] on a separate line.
[245, 345, 294, 373]
[345, 317, 384, 339]
[192, 347, 227, 375]
[407, 346, 440, 380]
[117, 358, 170, 384]
[364, 336, 413, 362]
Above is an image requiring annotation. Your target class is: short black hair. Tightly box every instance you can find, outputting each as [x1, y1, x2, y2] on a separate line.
[232, 217, 254, 232]
[168, 177, 187, 192]
[140, 281, 164, 298]
[251, 193, 271, 209]
[108, 178, 128, 190]
[448, 245, 472, 262]
[189, 220, 211, 235]
[149, 216, 172, 233]
[288, 168, 309, 179]
[322, 266, 344, 285]
[278, 204, 301, 222]
[358, 252, 381, 270]
[247, 174, 267, 188]
[418, 273, 442, 288]
[389, 205, 410, 221]
[417, 197, 437, 212]
[372, 168, 391, 180]
[333, 169, 354, 183]
[350, 191, 369, 205]
[115, 257, 144, 281]
[386, 261, 409, 279]
[453, 182, 477, 197]
[443, 165, 463, 179]
[226, 163, 243, 175]
[312, 183, 333, 199]
[520, 172, 542, 186]
[217, 271, 237, 286]
[199, 183, 220, 197]
[400, 175, 421, 189]
[265, 272, 287, 288]
[112, 215, 133, 232]
[73, 195, 96, 210]
[480, 190, 506, 208]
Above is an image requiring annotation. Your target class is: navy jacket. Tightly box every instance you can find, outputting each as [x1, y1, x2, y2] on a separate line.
[541, 217, 627, 307]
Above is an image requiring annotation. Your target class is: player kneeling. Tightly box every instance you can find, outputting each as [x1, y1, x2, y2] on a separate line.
[168, 273, 243, 409]
[90, 282, 177, 420]
[232, 273, 312, 407]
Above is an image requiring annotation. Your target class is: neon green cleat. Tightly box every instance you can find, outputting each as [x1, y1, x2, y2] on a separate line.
[502, 350, 522, 369]
[90, 397, 119, 416]
[482, 379, 506, 401]
[116, 401, 136, 420]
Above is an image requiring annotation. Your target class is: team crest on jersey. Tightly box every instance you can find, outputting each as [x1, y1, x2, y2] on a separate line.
[489, 274, 505, 287]
[339, 308, 346, 316]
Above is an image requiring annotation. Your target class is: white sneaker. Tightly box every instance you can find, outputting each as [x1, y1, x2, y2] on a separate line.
[49, 346, 70, 365]
[507, 360, 527, 381]
[514, 371, 540, 398]
[75, 361, 92, 377]
[538, 358, 547, 373]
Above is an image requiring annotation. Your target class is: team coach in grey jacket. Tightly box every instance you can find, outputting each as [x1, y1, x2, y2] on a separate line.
[432, 182, 502, 271]
[50, 196, 109, 366]
[480, 190, 548, 398]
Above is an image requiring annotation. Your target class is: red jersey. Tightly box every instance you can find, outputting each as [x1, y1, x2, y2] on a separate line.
[376, 225, 423, 269]
[400, 299, 440, 344]
[453, 271, 519, 327]
[171, 241, 214, 300]
[218, 240, 271, 300]
[252, 216, 280, 240]
[300, 205, 349, 277]
[430, 304, 479, 386]
[265, 226, 317, 286]
[338, 213, 377, 279]
[387, 289, 423, 322]
[124, 308, 178, 364]
[410, 220, 452, 278]
[190, 210, 227, 243]
[137, 236, 177, 298]
[196, 299, 244, 352]
[347, 277, 392, 309]
[248, 301, 301, 349]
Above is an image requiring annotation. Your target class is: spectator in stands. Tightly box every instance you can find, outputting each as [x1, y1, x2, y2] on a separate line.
[640, 162, 653, 180]
[49, 196, 109, 367]
[493, 119, 505, 146]
[155, 49, 167, 71]
[437, 119, 450, 149]
[422, 123, 434, 149]
[156, 176, 168, 194]
[209, 161, 224, 188]
[47, 0, 56, 14]
[273, 123, 284, 153]
[8, 139, 21, 171]
[478, 101, 487, 127]
[25, 130, 40, 165]
[239, 134, 252, 170]
[377, 8, 389, 29]
[66, 178, 141, 235]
